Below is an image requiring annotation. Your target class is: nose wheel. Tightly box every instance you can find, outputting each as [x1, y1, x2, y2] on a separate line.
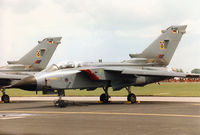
[1, 89, 10, 103]
[126, 86, 137, 104]
[54, 89, 66, 108]
[54, 100, 66, 108]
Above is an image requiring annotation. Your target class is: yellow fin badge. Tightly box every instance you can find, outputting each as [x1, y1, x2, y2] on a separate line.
[36, 50, 41, 58]
[160, 41, 165, 50]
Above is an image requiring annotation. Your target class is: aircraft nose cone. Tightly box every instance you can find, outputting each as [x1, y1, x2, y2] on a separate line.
[12, 76, 37, 91]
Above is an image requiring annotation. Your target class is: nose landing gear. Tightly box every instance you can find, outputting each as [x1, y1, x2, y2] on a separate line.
[54, 90, 66, 108]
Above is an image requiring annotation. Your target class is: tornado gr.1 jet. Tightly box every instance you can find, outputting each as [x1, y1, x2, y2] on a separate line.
[0, 37, 62, 103]
[11, 25, 187, 107]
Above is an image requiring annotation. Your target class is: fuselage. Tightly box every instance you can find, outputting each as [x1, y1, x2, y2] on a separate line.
[31, 61, 171, 91]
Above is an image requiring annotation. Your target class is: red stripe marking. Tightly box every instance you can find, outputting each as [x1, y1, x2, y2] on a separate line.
[81, 69, 99, 80]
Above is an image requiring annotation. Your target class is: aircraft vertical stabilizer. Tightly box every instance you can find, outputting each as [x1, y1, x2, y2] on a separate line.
[129, 25, 187, 66]
[8, 37, 62, 70]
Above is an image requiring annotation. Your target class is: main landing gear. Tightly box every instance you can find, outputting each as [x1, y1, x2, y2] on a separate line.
[100, 87, 110, 103]
[99, 86, 137, 104]
[1, 88, 10, 103]
[54, 90, 66, 108]
[126, 86, 137, 104]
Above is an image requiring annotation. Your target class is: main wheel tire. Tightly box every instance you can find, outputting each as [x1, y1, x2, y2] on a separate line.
[127, 93, 136, 104]
[100, 93, 109, 104]
[1, 94, 10, 103]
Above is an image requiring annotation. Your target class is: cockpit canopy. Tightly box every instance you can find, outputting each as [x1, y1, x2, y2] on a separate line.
[43, 61, 83, 72]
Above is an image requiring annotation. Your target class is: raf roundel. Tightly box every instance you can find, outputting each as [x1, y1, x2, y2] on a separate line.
[65, 78, 68, 82]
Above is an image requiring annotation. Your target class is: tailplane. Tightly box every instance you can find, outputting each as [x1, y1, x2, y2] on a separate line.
[129, 25, 187, 66]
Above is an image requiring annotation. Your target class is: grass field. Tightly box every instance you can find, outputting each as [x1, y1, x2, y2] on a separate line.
[1, 82, 200, 97]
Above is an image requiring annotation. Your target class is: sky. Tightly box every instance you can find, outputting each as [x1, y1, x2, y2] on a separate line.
[1, 0, 200, 72]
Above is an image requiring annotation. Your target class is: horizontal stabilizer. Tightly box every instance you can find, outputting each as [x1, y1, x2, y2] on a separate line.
[129, 53, 144, 58]
[7, 61, 18, 64]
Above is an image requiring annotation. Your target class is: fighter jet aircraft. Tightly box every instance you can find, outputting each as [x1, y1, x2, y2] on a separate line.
[11, 25, 187, 107]
[0, 37, 62, 103]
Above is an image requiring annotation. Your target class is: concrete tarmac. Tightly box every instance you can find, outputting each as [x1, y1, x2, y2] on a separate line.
[0, 97, 200, 135]
[10, 96, 200, 102]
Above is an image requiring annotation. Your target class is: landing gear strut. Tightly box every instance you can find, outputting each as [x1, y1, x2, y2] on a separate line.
[126, 86, 137, 104]
[54, 90, 66, 108]
[100, 87, 110, 103]
[1, 88, 10, 103]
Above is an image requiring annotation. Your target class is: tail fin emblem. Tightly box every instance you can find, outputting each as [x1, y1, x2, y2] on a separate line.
[158, 54, 164, 59]
[48, 41, 55, 44]
[160, 41, 165, 50]
[35, 60, 42, 64]
[36, 50, 41, 58]
[171, 28, 179, 34]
